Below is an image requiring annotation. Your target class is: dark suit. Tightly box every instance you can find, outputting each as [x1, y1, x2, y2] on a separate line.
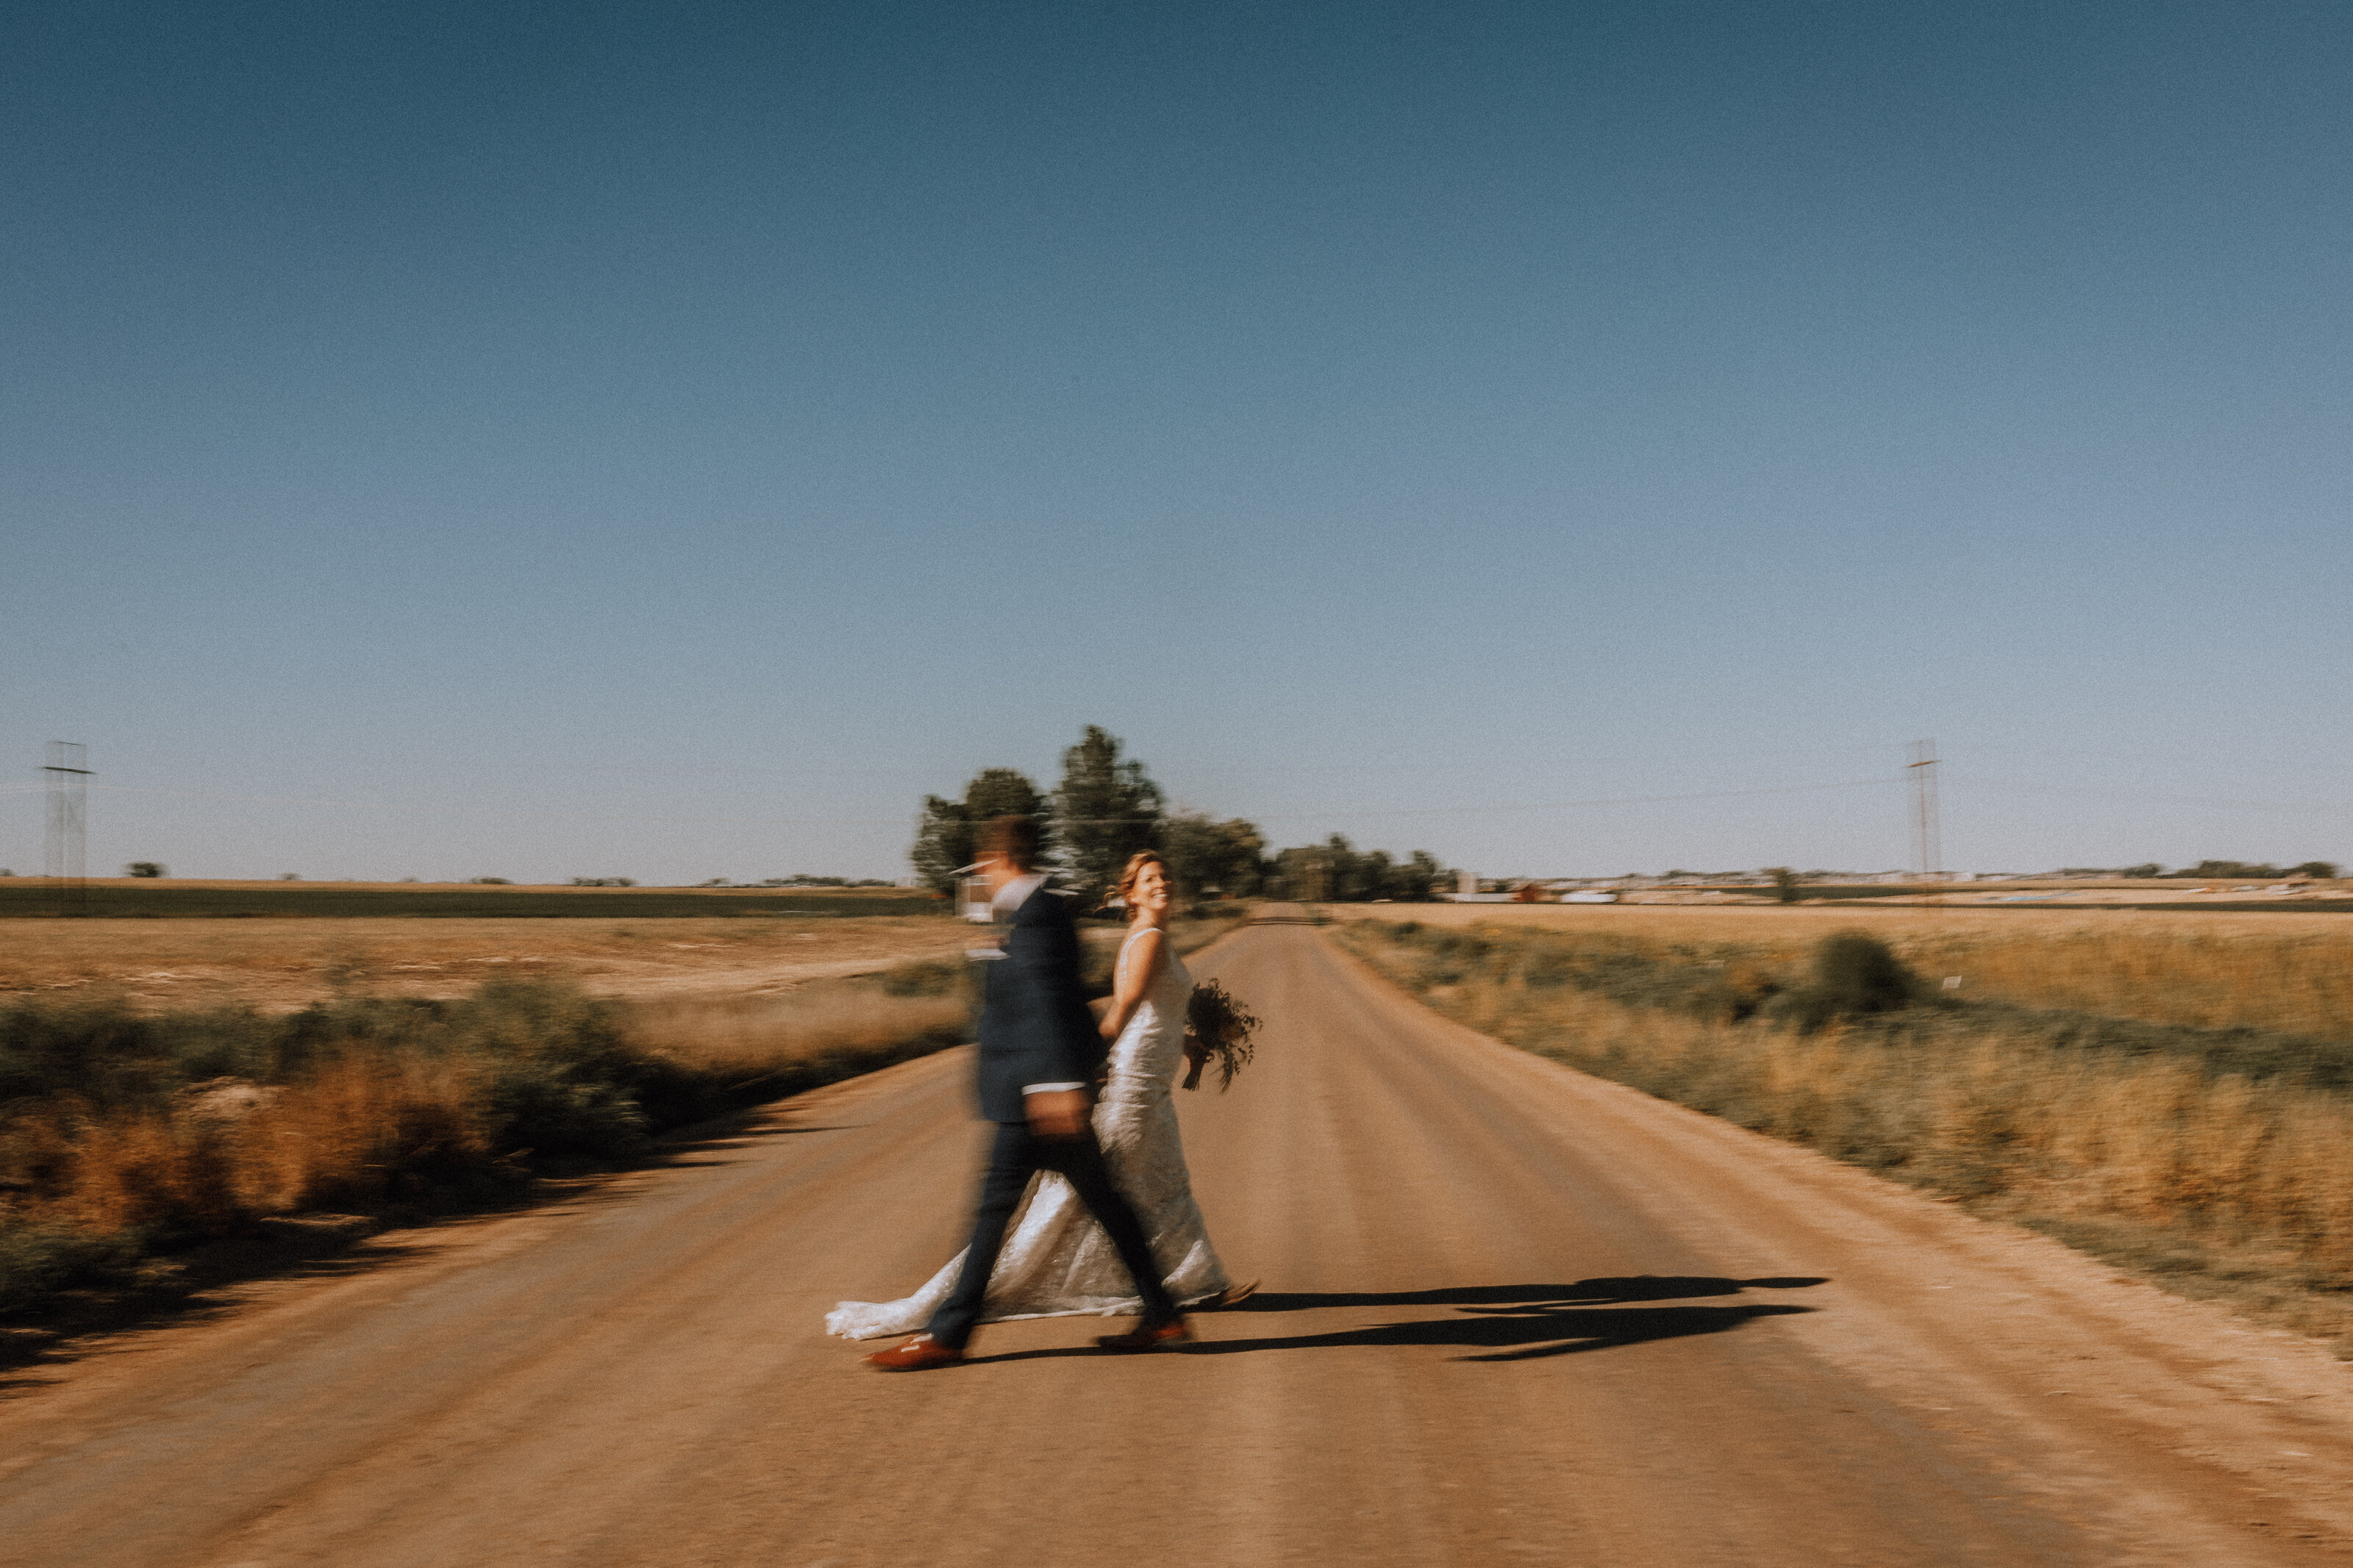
[926, 882, 1177, 1350]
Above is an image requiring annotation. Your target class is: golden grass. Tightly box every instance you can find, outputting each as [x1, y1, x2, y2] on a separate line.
[0, 965, 974, 1312]
[615, 911, 1246, 1085]
[38, 877, 921, 895]
[1890, 926, 2353, 1042]
[24, 974, 966, 1219]
[1327, 903, 2353, 1042]
[1, 911, 1253, 1315]
[48, 1056, 488, 1236]
[624, 984, 970, 1087]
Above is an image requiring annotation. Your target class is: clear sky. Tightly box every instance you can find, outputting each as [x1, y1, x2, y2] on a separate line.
[4, 1, 2348, 883]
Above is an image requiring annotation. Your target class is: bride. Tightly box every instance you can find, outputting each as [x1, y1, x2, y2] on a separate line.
[827, 851, 1246, 1339]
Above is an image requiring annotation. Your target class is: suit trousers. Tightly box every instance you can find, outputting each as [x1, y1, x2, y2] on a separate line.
[926, 1119, 1178, 1350]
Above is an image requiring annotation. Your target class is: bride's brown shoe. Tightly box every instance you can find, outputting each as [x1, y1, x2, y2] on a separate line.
[1210, 1280, 1258, 1309]
[865, 1334, 965, 1370]
[1095, 1317, 1193, 1351]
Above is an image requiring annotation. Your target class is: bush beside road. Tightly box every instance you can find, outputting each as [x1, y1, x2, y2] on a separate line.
[0, 965, 971, 1321]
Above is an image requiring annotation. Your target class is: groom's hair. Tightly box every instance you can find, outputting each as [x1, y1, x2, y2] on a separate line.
[979, 814, 1040, 871]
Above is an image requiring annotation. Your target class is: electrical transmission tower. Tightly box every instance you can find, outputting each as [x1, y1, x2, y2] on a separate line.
[44, 742, 91, 916]
[1906, 738, 1941, 883]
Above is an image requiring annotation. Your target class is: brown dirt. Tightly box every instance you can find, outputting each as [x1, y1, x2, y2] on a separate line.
[0, 915, 974, 1012]
[1, 923, 2346, 1566]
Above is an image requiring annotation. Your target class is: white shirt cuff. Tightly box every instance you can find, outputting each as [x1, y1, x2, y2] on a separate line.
[1023, 1082, 1085, 1094]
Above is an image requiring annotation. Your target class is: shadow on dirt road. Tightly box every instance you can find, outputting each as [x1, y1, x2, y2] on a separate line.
[965, 1276, 1829, 1365]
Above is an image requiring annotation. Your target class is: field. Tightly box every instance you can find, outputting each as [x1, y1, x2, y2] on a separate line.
[0, 878, 941, 920]
[0, 905, 1250, 1323]
[1323, 901, 2353, 1042]
[0, 914, 975, 1014]
[0, 962, 977, 1317]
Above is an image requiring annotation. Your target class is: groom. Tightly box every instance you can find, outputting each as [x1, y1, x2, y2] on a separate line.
[865, 815, 1186, 1370]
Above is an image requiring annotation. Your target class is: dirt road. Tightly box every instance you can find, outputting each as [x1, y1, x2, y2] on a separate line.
[4, 924, 2349, 1567]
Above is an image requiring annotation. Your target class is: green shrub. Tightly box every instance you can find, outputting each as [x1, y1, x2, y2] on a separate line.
[0, 1224, 146, 1313]
[485, 1062, 649, 1157]
[0, 973, 968, 1318]
[1774, 931, 1924, 1030]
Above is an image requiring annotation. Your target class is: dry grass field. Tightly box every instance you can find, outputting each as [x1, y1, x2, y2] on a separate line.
[0, 908, 1253, 1320]
[1323, 901, 2353, 1044]
[0, 962, 982, 1312]
[0, 915, 975, 1012]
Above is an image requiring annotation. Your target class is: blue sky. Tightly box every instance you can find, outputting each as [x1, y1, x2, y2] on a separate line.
[4, 1, 2348, 882]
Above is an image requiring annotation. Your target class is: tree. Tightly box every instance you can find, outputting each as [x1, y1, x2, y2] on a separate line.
[1052, 726, 1163, 903]
[1270, 843, 1329, 902]
[2290, 861, 2341, 880]
[1402, 851, 1446, 901]
[1268, 838, 1447, 901]
[910, 797, 968, 895]
[2185, 859, 2279, 880]
[1316, 835, 1363, 901]
[1161, 813, 1266, 899]
[124, 862, 165, 878]
[910, 767, 1049, 895]
[1765, 867, 1802, 904]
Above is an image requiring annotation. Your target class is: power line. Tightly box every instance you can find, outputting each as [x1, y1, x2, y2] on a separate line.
[1907, 739, 1941, 880]
[43, 742, 91, 916]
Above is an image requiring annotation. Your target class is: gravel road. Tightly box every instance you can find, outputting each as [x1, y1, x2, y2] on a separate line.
[3, 922, 2348, 1567]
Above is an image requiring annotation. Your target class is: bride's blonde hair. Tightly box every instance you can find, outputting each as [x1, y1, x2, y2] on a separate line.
[1115, 851, 1168, 915]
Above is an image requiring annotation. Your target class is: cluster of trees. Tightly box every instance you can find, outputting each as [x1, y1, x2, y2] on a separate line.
[2068, 862, 2341, 880]
[1266, 837, 1446, 903]
[910, 726, 1450, 906]
[686, 875, 899, 888]
[2171, 859, 2339, 880]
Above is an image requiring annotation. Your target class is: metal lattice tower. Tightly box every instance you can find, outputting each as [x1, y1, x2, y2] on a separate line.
[44, 742, 90, 916]
[1906, 738, 1941, 882]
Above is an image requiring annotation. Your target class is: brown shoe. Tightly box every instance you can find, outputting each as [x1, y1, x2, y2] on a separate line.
[1210, 1280, 1258, 1309]
[1095, 1317, 1193, 1351]
[864, 1334, 965, 1371]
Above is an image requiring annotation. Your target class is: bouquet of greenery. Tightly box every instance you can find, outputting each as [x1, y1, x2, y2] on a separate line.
[1182, 979, 1262, 1092]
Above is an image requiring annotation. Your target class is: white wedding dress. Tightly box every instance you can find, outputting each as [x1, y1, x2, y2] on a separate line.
[826, 928, 1232, 1339]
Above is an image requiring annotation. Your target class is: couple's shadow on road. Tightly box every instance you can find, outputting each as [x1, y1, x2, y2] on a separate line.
[971, 1276, 1829, 1365]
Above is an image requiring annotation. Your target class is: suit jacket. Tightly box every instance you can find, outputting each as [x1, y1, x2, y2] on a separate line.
[973, 885, 1107, 1123]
